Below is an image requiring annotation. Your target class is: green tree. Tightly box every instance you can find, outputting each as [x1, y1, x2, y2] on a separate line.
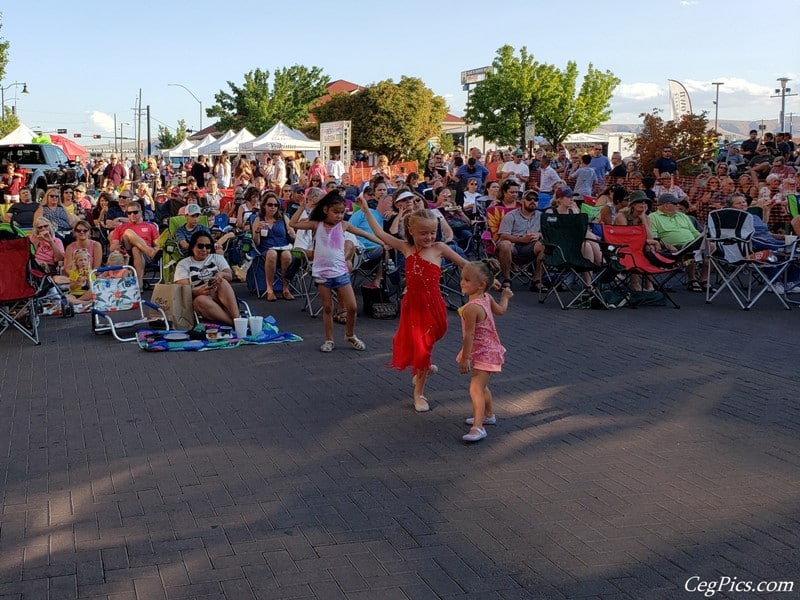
[207, 66, 330, 134]
[157, 119, 187, 150]
[465, 45, 619, 150]
[634, 109, 716, 175]
[311, 76, 447, 162]
[0, 110, 19, 139]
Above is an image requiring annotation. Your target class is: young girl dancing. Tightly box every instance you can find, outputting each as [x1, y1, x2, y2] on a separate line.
[357, 195, 468, 412]
[290, 191, 382, 352]
[457, 258, 512, 442]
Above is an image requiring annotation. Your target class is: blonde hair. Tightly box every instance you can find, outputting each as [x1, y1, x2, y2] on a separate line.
[107, 251, 126, 266]
[404, 209, 438, 245]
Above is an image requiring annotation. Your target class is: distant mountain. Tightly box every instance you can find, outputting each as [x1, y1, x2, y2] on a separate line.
[595, 118, 784, 141]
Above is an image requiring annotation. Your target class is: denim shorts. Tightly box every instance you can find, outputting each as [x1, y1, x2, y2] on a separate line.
[315, 273, 351, 289]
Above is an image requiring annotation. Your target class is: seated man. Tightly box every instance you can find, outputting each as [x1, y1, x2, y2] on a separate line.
[496, 190, 545, 291]
[648, 193, 708, 291]
[109, 199, 162, 284]
[176, 203, 211, 256]
[748, 146, 773, 181]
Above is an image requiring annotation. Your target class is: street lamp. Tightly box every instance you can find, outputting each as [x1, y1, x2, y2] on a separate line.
[168, 83, 203, 132]
[1, 82, 29, 120]
[711, 81, 724, 135]
[119, 122, 131, 155]
[771, 78, 797, 132]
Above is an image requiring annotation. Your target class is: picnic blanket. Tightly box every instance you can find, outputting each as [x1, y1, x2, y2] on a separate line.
[136, 315, 302, 352]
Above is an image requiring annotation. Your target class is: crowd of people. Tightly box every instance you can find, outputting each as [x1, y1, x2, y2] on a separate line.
[2, 134, 798, 440]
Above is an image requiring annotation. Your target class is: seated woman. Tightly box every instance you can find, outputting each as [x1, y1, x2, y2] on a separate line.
[236, 186, 260, 230]
[174, 231, 239, 325]
[29, 218, 65, 275]
[64, 219, 103, 273]
[597, 185, 629, 226]
[614, 192, 660, 291]
[252, 192, 296, 301]
[433, 186, 472, 256]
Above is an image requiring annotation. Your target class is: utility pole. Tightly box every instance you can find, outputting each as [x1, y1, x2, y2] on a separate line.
[114, 113, 118, 154]
[711, 82, 724, 134]
[147, 105, 152, 157]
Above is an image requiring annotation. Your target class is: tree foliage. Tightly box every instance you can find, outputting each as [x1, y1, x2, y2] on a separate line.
[465, 45, 619, 150]
[634, 109, 716, 175]
[310, 76, 447, 162]
[0, 110, 19, 139]
[207, 66, 330, 134]
[157, 119, 187, 151]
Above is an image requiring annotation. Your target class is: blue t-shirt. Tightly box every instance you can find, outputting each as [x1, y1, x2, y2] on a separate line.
[176, 224, 210, 253]
[347, 208, 383, 250]
[589, 156, 611, 182]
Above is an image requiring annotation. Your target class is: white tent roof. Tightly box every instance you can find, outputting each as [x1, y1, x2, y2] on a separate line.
[196, 130, 236, 156]
[242, 121, 319, 152]
[186, 134, 217, 158]
[0, 123, 37, 144]
[164, 138, 196, 158]
[197, 129, 254, 155]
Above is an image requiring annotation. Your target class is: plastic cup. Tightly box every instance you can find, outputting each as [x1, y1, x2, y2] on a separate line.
[248, 316, 263, 336]
[233, 317, 249, 339]
[785, 235, 797, 246]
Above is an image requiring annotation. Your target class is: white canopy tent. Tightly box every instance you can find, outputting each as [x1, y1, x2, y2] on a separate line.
[163, 138, 196, 158]
[196, 130, 236, 156]
[0, 123, 37, 144]
[186, 134, 217, 158]
[242, 121, 320, 152]
[197, 129, 254, 155]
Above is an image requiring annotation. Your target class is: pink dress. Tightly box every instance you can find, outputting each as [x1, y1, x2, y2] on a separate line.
[456, 293, 506, 372]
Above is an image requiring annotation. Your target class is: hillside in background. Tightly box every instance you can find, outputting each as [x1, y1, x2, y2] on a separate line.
[596, 118, 786, 141]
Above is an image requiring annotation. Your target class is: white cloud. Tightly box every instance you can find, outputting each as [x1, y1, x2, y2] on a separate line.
[682, 78, 772, 96]
[680, 1, 698, 6]
[616, 83, 662, 100]
[89, 111, 115, 133]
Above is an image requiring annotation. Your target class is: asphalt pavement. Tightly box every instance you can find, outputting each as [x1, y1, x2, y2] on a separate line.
[0, 283, 798, 599]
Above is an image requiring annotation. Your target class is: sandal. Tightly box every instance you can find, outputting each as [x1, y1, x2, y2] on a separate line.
[462, 427, 487, 442]
[319, 340, 335, 352]
[414, 396, 430, 413]
[687, 279, 703, 292]
[529, 281, 549, 293]
[345, 335, 366, 351]
[282, 289, 295, 301]
[333, 310, 348, 325]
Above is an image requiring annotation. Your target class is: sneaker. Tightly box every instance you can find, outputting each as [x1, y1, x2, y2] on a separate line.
[771, 282, 785, 295]
[465, 415, 497, 425]
[462, 427, 487, 442]
[786, 281, 800, 294]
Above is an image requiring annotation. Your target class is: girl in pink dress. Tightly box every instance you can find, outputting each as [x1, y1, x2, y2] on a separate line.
[457, 258, 512, 442]
[357, 195, 468, 413]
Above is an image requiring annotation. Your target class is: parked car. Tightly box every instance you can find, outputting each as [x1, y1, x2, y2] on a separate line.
[0, 143, 80, 202]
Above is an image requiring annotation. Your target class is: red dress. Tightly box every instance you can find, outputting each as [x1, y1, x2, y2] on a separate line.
[391, 252, 447, 372]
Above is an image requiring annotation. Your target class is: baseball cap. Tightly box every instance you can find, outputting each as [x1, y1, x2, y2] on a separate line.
[555, 186, 574, 198]
[657, 193, 679, 205]
[186, 203, 202, 215]
[512, 149, 524, 157]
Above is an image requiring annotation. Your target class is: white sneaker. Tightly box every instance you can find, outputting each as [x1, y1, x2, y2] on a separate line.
[771, 282, 785, 295]
[786, 281, 800, 294]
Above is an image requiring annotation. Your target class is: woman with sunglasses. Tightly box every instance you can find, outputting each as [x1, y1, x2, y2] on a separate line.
[29, 218, 65, 274]
[64, 219, 102, 273]
[252, 192, 296, 301]
[174, 231, 239, 325]
[33, 188, 78, 240]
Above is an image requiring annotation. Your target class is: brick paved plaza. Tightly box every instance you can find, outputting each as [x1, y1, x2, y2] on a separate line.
[0, 286, 798, 599]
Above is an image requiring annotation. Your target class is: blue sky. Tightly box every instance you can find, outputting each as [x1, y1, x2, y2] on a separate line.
[2, 0, 798, 141]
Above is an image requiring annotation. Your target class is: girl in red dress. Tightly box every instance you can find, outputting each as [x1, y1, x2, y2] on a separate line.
[357, 195, 467, 412]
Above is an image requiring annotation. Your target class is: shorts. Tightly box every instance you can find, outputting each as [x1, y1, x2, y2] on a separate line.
[512, 242, 536, 260]
[315, 273, 351, 289]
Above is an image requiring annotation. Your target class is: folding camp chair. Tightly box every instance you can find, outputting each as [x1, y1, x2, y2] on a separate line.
[160, 215, 211, 283]
[705, 208, 795, 310]
[540, 213, 611, 309]
[0, 227, 41, 345]
[289, 250, 323, 317]
[601, 224, 682, 308]
[90, 266, 169, 342]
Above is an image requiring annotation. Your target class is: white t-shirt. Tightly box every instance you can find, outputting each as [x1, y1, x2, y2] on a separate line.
[175, 254, 230, 288]
[500, 160, 530, 190]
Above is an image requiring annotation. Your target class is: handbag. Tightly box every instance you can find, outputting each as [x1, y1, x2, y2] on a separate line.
[360, 284, 397, 319]
[149, 283, 194, 329]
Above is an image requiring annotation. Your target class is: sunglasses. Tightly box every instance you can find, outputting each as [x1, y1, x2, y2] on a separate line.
[126, 210, 140, 215]
[37, 225, 50, 230]
[74, 228, 89, 234]
[47, 195, 60, 199]
[265, 203, 279, 207]
[195, 243, 213, 250]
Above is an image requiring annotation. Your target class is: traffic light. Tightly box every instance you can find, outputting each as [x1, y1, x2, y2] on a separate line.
[73, 133, 82, 138]
[92, 134, 101, 139]
[57, 128, 67, 134]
